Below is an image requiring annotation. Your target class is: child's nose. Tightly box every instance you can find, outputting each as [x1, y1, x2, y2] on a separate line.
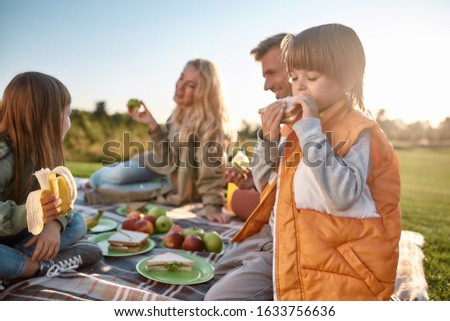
[293, 80, 306, 93]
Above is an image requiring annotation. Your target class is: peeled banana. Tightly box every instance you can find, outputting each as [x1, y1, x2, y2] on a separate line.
[25, 166, 77, 235]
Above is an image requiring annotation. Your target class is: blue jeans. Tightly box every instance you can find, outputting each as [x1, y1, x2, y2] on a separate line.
[0, 212, 86, 280]
[90, 159, 163, 188]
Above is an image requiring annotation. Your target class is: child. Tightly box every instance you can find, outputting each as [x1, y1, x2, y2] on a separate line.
[205, 24, 401, 301]
[0, 72, 102, 289]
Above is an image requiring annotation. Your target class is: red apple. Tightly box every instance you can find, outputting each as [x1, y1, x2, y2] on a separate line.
[127, 211, 142, 220]
[135, 219, 154, 234]
[143, 214, 157, 228]
[168, 224, 184, 234]
[163, 231, 184, 249]
[182, 234, 205, 252]
[122, 218, 137, 231]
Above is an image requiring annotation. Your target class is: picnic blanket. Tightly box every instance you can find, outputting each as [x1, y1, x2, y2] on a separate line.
[0, 201, 243, 301]
[0, 185, 429, 301]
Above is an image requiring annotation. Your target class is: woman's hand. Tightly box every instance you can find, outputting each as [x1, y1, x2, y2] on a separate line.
[206, 212, 232, 224]
[260, 100, 286, 142]
[24, 221, 61, 261]
[128, 101, 159, 133]
[224, 168, 255, 190]
[41, 194, 62, 224]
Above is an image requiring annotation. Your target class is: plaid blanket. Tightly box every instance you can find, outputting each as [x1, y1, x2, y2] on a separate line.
[0, 189, 428, 301]
[1, 202, 242, 301]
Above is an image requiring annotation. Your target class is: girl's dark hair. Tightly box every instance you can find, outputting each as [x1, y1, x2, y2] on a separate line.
[0, 71, 71, 202]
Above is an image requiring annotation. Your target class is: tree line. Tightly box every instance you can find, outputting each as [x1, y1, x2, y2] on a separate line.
[64, 103, 450, 162]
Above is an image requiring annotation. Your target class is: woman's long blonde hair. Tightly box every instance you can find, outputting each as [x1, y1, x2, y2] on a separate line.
[0, 72, 71, 202]
[171, 59, 234, 146]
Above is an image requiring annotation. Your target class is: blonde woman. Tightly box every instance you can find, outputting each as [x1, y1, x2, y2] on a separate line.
[87, 59, 235, 224]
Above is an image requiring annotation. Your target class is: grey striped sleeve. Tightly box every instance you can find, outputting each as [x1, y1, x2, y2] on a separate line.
[293, 118, 372, 211]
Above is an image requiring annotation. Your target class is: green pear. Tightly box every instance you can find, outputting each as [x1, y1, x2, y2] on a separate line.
[148, 206, 167, 218]
[182, 226, 205, 238]
[203, 231, 223, 253]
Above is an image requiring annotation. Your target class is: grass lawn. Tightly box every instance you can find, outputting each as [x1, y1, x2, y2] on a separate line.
[395, 147, 450, 301]
[66, 161, 102, 178]
[67, 147, 450, 300]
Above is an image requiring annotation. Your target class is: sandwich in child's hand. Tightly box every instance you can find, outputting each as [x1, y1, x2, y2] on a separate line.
[108, 230, 149, 253]
[258, 96, 302, 125]
[145, 252, 195, 272]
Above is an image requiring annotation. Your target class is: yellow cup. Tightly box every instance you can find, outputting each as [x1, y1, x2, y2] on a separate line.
[226, 182, 238, 212]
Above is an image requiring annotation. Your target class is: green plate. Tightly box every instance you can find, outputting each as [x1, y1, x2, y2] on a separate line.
[136, 252, 214, 285]
[116, 203, 158, 216]
[87, 218, 118, 233]
[89, 231, 156, 257]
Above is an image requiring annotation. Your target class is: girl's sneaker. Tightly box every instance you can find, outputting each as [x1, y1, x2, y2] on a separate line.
[38, 240, 102, 277]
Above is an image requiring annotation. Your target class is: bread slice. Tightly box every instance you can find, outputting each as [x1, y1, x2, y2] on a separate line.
[107, 230, 149, 253]
[145, 252, 195, 272]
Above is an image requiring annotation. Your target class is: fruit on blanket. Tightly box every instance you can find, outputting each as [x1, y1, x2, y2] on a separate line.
[182, 235, 205, 252]
[148, 206, 167, 218]
[85, 210, 105, 230]
[25, 166, 77, 235]
[122, 218, 137, 231]
[203, 231, 223, 253]
[182, 226, 205, 238]
[135, 219, 154, 234]
[143, 214, 157, 228]
[127, 98, 141, 111]
[127, 211, 142, 220]
[163, 231, 184, 249]
[155, 215, 173, 233]
[169, 225, 184, 234]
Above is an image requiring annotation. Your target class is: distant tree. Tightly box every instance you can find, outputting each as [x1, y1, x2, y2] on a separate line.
[437, 117, 450, 141]
[93, 101, 108, 118]
[238, 120, 258, 140]
[404, 121, 431, 143]
[376, 109, 406, 141]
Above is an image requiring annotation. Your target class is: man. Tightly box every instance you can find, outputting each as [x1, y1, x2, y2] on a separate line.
[225, 33, 291, 190]
[205, 34, 292, 300]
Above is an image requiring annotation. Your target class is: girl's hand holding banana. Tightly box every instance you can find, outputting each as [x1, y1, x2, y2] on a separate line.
[25, 166, 77, 235]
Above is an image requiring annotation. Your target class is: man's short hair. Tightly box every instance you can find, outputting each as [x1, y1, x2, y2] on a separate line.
[250, 33, 289, 61]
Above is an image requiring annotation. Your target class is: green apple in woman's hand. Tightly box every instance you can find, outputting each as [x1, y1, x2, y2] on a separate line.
[127, 98, 141, 111]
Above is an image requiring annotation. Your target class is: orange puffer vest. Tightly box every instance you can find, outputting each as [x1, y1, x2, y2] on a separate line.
[233, 99, 401, 300]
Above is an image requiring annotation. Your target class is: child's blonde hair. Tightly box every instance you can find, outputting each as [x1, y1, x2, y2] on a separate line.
[282, 23, 366, 110]
[0, 72, 71, 202]
[172, 58, 235, 145]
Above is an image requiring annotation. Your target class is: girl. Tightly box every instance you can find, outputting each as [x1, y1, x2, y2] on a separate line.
[86, 59, 235, 224]
[0, 72, 102, 288]
[206, 24, 401, 300]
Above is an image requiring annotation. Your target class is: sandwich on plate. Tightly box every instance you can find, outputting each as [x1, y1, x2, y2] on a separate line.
[108, 230, 149, 253]
[145, 252, 195, 272]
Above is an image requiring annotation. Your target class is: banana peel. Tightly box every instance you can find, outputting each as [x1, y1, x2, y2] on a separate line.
[85, 210, 105, 230]
[25, 166, 77, 235]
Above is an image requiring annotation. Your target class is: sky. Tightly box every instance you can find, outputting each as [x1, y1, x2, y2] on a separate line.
[1, 0, 449, 131]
